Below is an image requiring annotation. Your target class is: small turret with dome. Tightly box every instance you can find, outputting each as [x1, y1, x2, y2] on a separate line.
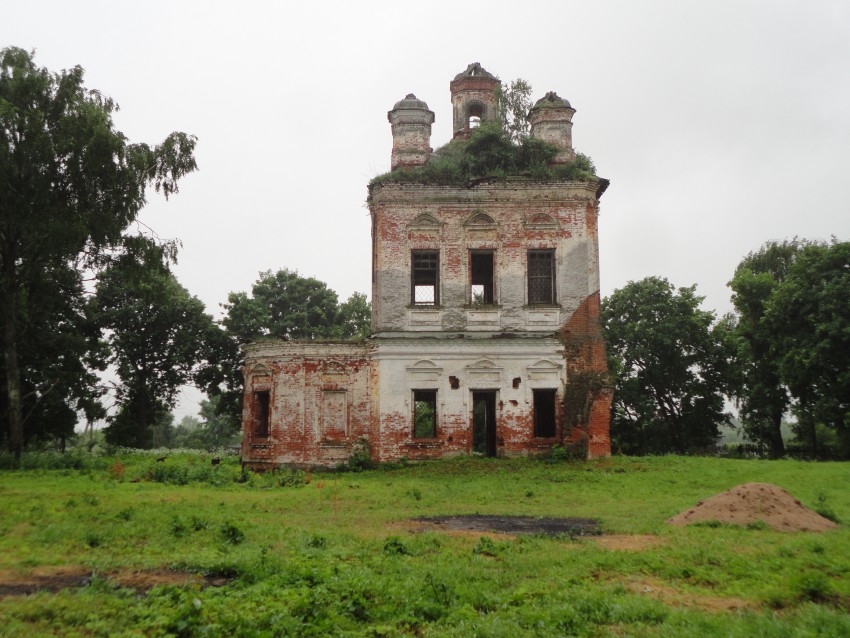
[387, 93, 435, 170]
[528, 91, 576, 164]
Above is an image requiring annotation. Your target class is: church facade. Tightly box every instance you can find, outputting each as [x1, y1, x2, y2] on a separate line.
[241, 63, 612, 469]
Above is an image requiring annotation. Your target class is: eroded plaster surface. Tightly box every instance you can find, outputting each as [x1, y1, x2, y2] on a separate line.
[242, 63, 612, 468]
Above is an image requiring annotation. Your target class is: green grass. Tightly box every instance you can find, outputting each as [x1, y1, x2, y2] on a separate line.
[1, 454, 849, 636]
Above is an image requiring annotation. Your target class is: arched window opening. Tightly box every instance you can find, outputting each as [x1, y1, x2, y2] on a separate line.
[467, 103, 484, 129]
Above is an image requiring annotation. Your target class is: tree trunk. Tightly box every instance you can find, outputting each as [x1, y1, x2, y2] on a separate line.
[768, 407, 785, 459]
[798, 411, 818, 457]
[2, 251, 23, 464]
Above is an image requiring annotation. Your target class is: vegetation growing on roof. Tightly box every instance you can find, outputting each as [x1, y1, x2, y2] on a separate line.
[495, 78, 533, 143]
[370, 123, 597, 188]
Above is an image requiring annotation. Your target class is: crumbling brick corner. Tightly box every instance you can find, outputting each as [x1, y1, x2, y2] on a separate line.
[558, 291, 612, 458]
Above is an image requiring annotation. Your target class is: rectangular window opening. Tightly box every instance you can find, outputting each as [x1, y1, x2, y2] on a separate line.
[253, 390, 270, 437]
[470, 251, 495, 305]
[533, 389, 557, 438]
[528, 249, 555, 305]
[412, 250, 439, 305]
[413, 390, 437, 438]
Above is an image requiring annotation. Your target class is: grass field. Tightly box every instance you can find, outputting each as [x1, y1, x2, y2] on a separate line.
[1, 453, 848, 637]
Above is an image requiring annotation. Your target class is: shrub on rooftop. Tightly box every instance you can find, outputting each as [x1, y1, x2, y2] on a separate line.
[369, 123, 597, 188]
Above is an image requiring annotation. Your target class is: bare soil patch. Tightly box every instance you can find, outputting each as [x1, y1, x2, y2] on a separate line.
[110, 569, 231, 590]
[414, 515, 600, 537]
[397, 520, 518, 540]
[0, 566, 231, 597]
[625, 576, 756, 613]
[0, 566, 90, 597]
[592, 534, 665, 551]
[667, 482, 838, 532]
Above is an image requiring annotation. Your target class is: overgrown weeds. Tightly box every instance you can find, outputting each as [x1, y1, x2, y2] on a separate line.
[1, 456, 849, 636]
[369, 123, 597, 188]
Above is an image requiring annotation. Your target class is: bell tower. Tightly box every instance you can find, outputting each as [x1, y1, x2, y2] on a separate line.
[449, 62, 500, 139]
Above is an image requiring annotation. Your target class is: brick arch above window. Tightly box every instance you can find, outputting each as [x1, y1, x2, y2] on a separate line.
[464, 212, 497, 229]
[409, 213, 443, 230]
[525, 212, 559, 230]
[407, 359, 443, 383]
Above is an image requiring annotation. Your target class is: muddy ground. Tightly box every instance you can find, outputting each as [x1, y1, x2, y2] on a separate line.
[414, 514, 601, 536]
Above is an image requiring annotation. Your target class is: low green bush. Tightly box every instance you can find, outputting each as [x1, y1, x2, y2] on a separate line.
[0, 448, 108, 471]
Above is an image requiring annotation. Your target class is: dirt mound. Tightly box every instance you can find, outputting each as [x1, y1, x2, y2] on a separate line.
[666, 482, 837, 532]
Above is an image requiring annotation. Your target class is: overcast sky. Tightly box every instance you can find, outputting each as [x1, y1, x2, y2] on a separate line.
[6, 1, 850, 419]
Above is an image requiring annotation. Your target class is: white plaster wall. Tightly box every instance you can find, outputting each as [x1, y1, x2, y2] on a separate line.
[372, 336, 566, 458]
[369, 180, 603, 335]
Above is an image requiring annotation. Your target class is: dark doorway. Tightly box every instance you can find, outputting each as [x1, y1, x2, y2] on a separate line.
[533, 389, 557, 438]
[472, 391, 497, 457]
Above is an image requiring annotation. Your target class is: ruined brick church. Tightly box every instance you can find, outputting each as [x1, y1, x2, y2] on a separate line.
[241, 63, 612, 468]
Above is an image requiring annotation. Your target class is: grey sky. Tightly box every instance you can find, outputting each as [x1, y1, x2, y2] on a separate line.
[6, 1, 850, 419]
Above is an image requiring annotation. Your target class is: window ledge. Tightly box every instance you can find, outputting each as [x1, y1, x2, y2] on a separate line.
[319, 440, 348, 448]
[250, 443, 272, 450]
[525, 306, 561, 326]
[408, 307, 443, 328]
[405, 440, 444, 449]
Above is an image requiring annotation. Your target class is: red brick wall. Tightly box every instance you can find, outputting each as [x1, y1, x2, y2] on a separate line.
[558, 292, 612, 458]
[241, 343, 371, 469]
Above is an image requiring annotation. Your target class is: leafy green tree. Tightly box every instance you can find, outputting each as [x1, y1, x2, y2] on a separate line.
[208, 270, 371, 426]
[196, 396, 241, 448]
[336, 291, 372, 340]
[6, 260, 106, 449]
[171, 414, 202, 448]
[171, 398, 240, 450]
[765, 240, 850, 456]
[495, 78, 533, 143]
[602, 277, 732, 454]
[0, 47, 196, 461]
[728, 239, 814, 457]
[223, 269, 344, 341]
[151, 410, 175, 449]
[92, 238, 215, 448]
[223, 269, 371, 341]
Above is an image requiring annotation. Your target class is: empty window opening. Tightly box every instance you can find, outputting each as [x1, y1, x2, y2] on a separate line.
[412, 250, 439, 305]
[533, 389, 557, 438]
[467, 104, 484, 129]
[528, 249, 555, 305]
[413, 390, 437, 438]
[470, 251, 495, 304]
[253, 390, 270, 437]
[472, 391, 497, 457]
